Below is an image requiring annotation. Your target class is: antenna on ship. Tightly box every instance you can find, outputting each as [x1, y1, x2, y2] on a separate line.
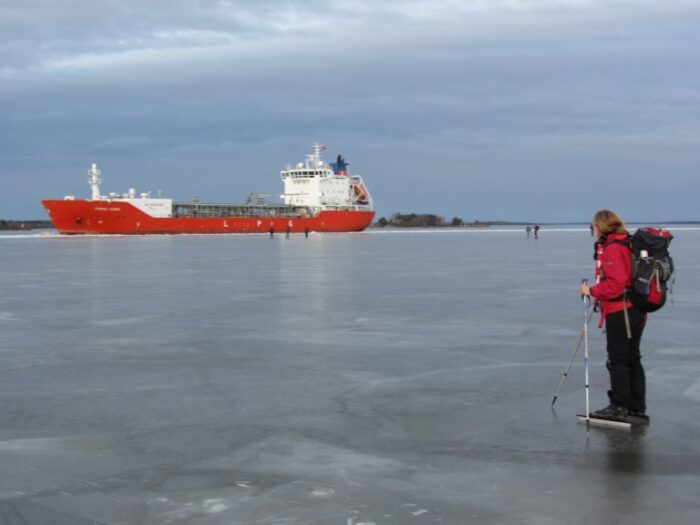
[307, 143, 327, 168]
[88, 163, 102, 201]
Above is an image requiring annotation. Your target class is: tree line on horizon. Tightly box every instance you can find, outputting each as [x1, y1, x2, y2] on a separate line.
[0, 220, 54, 230]
[373, 213, 487, 228]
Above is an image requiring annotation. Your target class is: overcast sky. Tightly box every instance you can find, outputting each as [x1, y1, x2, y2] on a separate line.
[1, 0, 699, 221]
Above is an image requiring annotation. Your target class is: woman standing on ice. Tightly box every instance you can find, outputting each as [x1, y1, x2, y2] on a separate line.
[579, 210, 647, 420]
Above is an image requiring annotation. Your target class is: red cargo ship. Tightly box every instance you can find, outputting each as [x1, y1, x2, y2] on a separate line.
[42, 144, 375, 235]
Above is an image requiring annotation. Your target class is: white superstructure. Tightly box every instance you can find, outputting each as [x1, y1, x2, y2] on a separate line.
[281, 144, 373, 210]
[71, 162, 172, 218]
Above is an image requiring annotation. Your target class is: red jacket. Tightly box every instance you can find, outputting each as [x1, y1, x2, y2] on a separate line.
[590, 232, 633, 326]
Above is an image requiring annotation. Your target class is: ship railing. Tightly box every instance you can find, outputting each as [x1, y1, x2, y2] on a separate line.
[320, 204, 374, 212]
[172, 202, 320, 219]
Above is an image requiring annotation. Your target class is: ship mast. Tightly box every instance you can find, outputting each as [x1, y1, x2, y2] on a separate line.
[305, 143, 326, 169]
[88, 163, 102, 201]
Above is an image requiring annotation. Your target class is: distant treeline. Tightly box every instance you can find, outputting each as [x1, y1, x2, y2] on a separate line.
[0, 220, 54, 230]
[372, 213, 516, 228]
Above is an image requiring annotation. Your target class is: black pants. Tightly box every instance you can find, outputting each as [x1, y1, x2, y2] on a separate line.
[605, 307, 646, 413]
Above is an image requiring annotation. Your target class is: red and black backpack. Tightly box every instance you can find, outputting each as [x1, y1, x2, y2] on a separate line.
[623, 227, 675, 312]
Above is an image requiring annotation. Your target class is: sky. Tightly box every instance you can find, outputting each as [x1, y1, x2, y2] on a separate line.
[1, 0, 699, 222]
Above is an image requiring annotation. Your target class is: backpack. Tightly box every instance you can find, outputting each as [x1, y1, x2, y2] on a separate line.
[625, 227, 675, 312]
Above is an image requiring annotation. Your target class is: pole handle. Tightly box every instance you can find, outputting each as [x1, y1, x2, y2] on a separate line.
[580, 278, 591, 307]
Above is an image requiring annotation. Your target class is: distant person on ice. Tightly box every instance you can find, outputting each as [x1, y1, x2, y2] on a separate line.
[579, 209, 647, 420]
[534, 224, 540, 239]
[526, 225, 531, 239]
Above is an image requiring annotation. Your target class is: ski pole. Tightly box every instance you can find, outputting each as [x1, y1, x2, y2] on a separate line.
[551, 306, 595, 408]
[582, 279, 592, 430]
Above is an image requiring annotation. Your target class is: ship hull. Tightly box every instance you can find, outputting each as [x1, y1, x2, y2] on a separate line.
[42, 200, 375, 234]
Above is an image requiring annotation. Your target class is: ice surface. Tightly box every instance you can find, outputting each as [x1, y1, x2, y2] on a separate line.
[1, 227, 699, 524]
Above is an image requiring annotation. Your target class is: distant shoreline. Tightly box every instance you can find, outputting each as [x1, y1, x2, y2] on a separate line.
[371, 212, 700, 229]
[0, 220, 54, 231]
[370, 220, 700, 228]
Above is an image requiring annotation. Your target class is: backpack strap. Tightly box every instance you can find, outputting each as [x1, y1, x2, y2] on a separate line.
[606, 236, 632, 250]
[606, 236, 634, 338]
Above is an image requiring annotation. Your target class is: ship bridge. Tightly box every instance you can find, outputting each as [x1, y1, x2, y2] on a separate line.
[280, 144, 373, 210]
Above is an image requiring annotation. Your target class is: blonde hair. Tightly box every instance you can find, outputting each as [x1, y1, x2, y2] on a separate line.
[593, 209, 627, 235]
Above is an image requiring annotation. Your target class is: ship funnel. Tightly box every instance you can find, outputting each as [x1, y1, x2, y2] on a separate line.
[88, 163, 102, 200]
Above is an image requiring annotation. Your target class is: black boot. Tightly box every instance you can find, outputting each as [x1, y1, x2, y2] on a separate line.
[628, 410, 650, 423]
[593, 404, 628, 420]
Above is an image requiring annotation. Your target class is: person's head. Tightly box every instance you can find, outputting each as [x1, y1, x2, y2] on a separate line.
[592, 209, 627, 237]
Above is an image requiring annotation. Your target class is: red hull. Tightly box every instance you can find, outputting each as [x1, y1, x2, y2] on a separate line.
[42, 200, 375, 234]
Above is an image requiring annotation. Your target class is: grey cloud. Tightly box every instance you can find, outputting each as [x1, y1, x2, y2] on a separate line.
[1, 1, 699, 220]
